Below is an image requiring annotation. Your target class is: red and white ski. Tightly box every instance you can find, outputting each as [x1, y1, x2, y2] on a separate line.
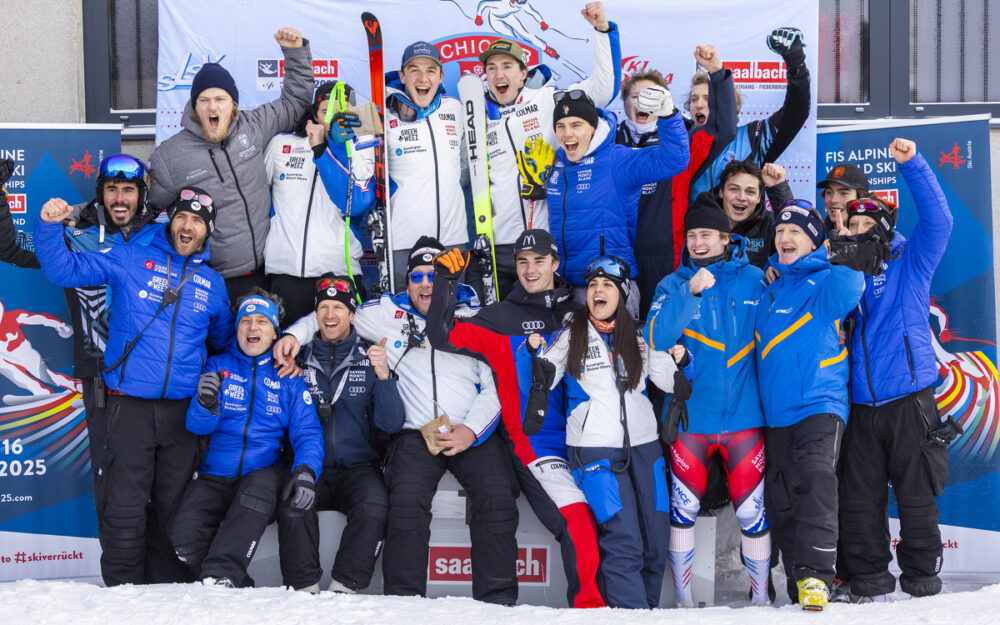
[362, 12, 394, 296]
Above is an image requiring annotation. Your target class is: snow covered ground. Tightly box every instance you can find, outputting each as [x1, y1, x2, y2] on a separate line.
[2, 577, 999, 625]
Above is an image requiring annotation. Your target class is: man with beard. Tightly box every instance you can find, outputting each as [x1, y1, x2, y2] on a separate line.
[147, 27, 314, 303]
[34, 189, 234, 586]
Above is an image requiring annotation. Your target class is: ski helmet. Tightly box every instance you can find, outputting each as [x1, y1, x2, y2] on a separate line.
[97, 154, 148, 216]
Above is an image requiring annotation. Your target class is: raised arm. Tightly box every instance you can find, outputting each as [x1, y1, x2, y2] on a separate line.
[893, 141, 953, 278]
[253, 28, 315, 139]
[568, 3, 621, 108]
[34, 200, 121, 289]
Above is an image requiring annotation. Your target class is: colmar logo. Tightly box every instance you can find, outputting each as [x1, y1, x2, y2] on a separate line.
[6, 193, 26, 214]
[428, 545, 548, 585]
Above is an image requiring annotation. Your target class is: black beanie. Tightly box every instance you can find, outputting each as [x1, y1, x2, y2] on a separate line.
[167, 186, 216, 236]
[553, 94, 599, 130]
[408, 236, 445, 272]
[191, 63, 239, 105]
[315, 274, 358, 312]
[685, 192, 731, 234]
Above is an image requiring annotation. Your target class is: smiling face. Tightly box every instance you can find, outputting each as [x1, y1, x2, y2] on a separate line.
[821, 182, 860, 226]
[587, 276, 620, 321]
[624, 78, 659, 125]
[316, 299, 354, 343]
[686, 228, 729, 261]
[237, 313, 277, 357]
[687, 82, 709, 125]
[774, 223, 817, 265]
[484, 55, 527, 106]
[400, 58, 442, 110]
[555, 116, 596, 163]
[719, 172, 762, 227]
[406, 263, 435, 315]
[169, 211, 209, 257]
[194, 87, 237, 143]
[102, 181, 140, 227]
[848, 214, 878, 236]
[516, 251, 559, 294]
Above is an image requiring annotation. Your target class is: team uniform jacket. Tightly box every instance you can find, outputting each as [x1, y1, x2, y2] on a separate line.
[147, 43, 314, 278]
[62, 200, 159, 379]
[537, 320, 680, 448]
[848, 153, 953, 406]
[689, 46, 811, 199]
[263, 132, 374, 278]
[186, 346, 323, 479]
[384, 78, 469, 251]
[755, 247, 864, 427]
[617, 67, 738, 280]
[298, 329, 405, 470]
[485, 23, 621, 243]
[427, 272, 579, 463]
[546, 109, 689, 286]
[35, 219, 234, 399]
[286, 290, 501, 443]
[645, 237, 766, 434]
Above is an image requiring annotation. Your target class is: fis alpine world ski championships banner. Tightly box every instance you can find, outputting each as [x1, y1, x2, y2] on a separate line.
[0, 123, 122, 581]
[155, 0, 819, 199]
[818, 115, 999, 574]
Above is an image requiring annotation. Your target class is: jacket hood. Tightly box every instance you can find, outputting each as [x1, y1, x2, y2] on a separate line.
[554, 108, 618, 163]
[385, 72, 445, 119]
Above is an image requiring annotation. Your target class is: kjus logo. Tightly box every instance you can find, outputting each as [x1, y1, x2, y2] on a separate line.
[6, 193, 26, 214]
[428, 545, 548, 585]
[256, 59, 340, 92]
[158, 53, 227, 91]
[621, 55, 672, 83]
[724, 60, 788, 84]
[871, 189, 899, 206]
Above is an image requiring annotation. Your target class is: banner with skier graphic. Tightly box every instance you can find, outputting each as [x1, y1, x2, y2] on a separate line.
[155, 0, 819, 199]
[818, 115, 999, 573]
[0, 123, 121, 581]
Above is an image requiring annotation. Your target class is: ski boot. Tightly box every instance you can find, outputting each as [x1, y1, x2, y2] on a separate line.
[797, 577, 829, 611]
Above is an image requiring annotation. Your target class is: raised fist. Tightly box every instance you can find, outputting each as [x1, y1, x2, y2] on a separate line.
[40, 198, 73, 223]
[635, 85, 674, 118]
[274, 27, 303, 49]
[694, 45, 723, 74]
[889, 138, 917, 164]
[761, 163, 786, 187]
[767, 27, 805, 57]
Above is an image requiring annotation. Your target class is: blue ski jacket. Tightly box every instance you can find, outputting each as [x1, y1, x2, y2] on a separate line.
[645, 237, 766, 433]
[848, 153, 953, 405]
[35, 219, 234, 399]
[546, 108, 689, 285]
[187, 345, 324, 479]
[755, 247, 864, 427]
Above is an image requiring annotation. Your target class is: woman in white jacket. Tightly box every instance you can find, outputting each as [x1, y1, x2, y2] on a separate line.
[527, 255, 687, 609]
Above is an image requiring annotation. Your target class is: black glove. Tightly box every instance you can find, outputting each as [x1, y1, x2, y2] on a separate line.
[523, 356, 556, 436]
[768, 27, 805, 57]
[928, 415, 964, 446]
[196, 372, 223, 414]
[827, 229, 895, 276]
[281, 467, 316, 510]
[661, 369, 691, 445]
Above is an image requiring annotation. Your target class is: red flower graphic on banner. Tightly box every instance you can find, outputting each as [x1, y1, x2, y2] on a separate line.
[938, 143, 966, 170]
[69, 150, 97, 178]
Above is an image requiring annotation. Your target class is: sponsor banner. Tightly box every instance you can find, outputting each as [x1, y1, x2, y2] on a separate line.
[819, 116, 998, 572]
[156, 0, 818, 198]
[428, 544, 548, 585]
[0, 123, 121, 582]
[889, 521, 1000, 574]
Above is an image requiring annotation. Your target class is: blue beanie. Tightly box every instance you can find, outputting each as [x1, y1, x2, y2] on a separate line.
[236, 295, 281, 332]
[191, 63, 239, 104]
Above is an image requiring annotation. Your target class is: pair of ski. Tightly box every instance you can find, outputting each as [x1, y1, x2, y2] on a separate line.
[360, 12, 498, 304]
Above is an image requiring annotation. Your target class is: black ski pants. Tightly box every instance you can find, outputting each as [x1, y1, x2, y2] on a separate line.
[277, 463, 389, 590]
[838, 386, 948, 597]
[381, 429, 519, 605]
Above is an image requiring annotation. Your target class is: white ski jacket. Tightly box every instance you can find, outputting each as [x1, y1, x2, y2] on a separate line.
[286, 290, 501, 442]
[263, 133, 374, 278]
[537, 318, 677, 449]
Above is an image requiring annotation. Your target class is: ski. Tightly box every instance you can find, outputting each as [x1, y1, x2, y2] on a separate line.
[362, 11, 393, 296]
[457, 73, 498, 304]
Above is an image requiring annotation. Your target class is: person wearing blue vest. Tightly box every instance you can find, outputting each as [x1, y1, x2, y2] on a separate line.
[645, 193, 771, 606]
[755, 200, 864, 610]
[835, 139, 959, 603]
[170, 289, 323, 588]
[545, 86, 689, 318]
[35, 188, 234, 587]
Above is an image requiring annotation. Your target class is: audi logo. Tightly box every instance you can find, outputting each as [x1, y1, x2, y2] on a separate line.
[349, 386, 366, 394]
[521, 321, 546, 331]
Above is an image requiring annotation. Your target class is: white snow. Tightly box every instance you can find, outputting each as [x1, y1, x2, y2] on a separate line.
[2, 579, 999, 625]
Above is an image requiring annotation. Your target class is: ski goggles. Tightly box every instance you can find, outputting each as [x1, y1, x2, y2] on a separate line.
[847, 197, 896, 214]
[585, 255, 630, 283]
[779, 199, 814, 212]
[409, 270, 435, 284]
[553, 89, 594, 106]
[179, 188, 214, 207]
[315, 275, 358, 311]
[99, 154, 145, 181]
[317, 277, 352, 292]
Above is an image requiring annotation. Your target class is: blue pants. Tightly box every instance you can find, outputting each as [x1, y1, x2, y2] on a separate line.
[570, 440, 670, 608]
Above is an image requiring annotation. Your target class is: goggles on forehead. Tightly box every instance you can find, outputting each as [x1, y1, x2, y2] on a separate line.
[847, 197, 896, 213]
[317, 277, 353, 292]
[553, 89, 593, 106]
[779, 199, 814, 212]
[585, 255, 630, 283]
[179, 189, 213, 207]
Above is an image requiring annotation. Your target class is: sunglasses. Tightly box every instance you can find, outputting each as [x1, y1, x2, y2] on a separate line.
[409, 270, 435, 284]
[553, 89, 593, 106]
[779, 199, 814, 211]
[317, 277, 352, 292]
[179, 189, 213, 207]
[99, 154, 145, 181]
[585, 256, 629, 282]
